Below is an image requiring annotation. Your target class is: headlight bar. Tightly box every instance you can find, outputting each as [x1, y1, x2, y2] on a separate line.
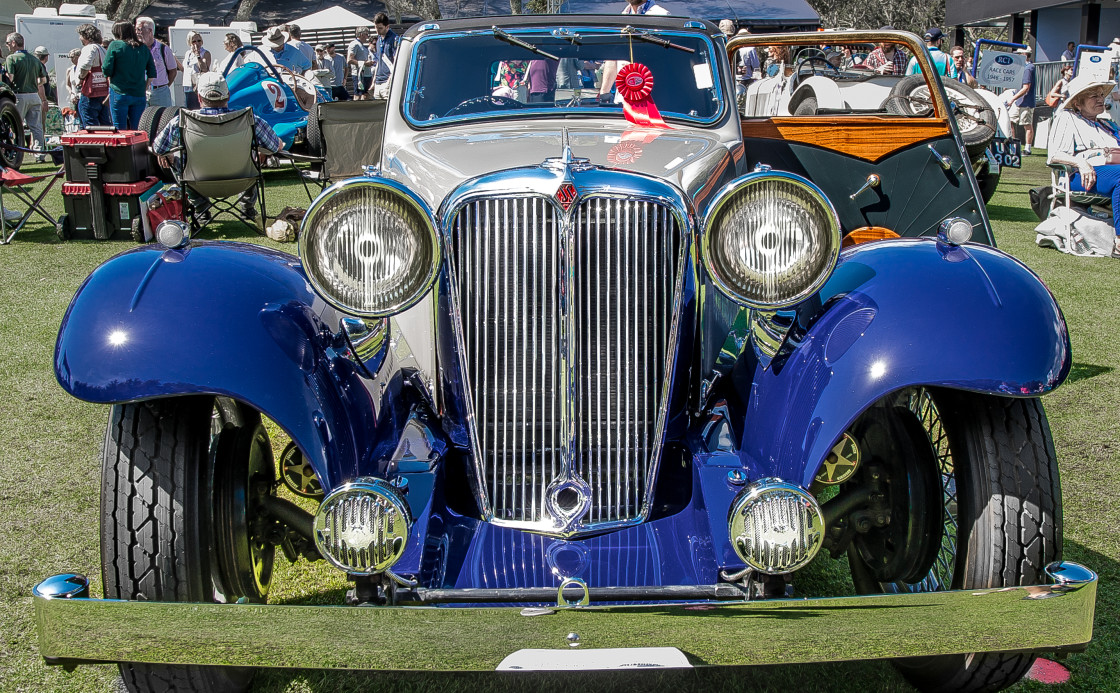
[702, 171, 841, 310]
[299, 177, 440, 318]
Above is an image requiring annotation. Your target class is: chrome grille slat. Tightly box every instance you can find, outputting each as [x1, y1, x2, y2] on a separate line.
[452, 194, 679, 529]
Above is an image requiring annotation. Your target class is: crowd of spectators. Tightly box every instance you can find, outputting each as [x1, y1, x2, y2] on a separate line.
[0, 15, 404, 150]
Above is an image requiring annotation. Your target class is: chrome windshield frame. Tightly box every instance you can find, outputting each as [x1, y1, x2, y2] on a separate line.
[403, 26, 727, 129]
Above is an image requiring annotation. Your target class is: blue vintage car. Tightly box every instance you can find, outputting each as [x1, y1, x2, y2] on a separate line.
[34, 20, 1095, 693]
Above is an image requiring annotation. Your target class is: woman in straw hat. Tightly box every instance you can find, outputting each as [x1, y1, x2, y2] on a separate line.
[1048, 73, 1120, 252]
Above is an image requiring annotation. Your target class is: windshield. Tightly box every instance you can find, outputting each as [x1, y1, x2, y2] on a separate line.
[405, 29, 723, 125]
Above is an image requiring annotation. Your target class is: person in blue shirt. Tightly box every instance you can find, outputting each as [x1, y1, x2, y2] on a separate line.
[905, 28, 951, 77]
[262, 26, 310, 73]
[1008, 46, 1036, 154]
[371, 13, 398, 100]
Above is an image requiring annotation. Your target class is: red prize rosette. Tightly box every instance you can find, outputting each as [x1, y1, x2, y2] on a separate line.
[615, 63, 669, 128]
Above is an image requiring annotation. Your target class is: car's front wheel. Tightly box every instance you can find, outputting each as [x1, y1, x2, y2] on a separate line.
[101, 396, 276, 693]
[845, 387, 1062, 693]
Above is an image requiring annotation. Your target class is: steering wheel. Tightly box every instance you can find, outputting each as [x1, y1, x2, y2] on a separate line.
[444, 95, 525, 118]
[796, 56, 841, 77]
[790, 56, 841, 93]
[273, 65, 321, 113]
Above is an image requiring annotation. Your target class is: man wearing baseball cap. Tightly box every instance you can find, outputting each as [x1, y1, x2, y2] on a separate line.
[151, 72, 282, 224]
[905, 27, 951, 77]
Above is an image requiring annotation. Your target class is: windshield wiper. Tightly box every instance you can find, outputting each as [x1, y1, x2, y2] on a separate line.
[621, 26, 695, 53]
[491, 27, 560, 60]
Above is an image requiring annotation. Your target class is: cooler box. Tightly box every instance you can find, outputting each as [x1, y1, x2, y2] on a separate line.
[62, 177, 161, 241]
[60, 130, 152, 183]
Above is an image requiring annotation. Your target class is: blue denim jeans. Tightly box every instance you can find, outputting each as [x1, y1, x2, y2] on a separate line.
[109, 91, 146, 130]
[78, 94, 112, 129]
[1070, 165, 1120, 237]
[147, 84, 173, 108]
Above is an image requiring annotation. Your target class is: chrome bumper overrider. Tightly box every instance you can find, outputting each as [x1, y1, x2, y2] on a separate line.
[34, 562, 1096, 671]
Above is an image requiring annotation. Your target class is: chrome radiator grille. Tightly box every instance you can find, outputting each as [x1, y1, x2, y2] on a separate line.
[450, 195, 680, 530]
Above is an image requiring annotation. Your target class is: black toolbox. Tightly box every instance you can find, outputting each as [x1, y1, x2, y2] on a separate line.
[60, 130, 152, 183]
[61, 177, 160, 241]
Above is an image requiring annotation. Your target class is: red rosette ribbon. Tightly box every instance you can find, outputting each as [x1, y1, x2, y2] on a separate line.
[616, 62, 669, 128]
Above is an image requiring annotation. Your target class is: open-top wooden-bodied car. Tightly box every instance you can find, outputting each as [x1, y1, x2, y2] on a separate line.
[33, 19, 1094, 693]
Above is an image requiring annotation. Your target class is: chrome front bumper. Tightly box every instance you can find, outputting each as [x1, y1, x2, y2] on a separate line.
[34, 562, 1097, 671]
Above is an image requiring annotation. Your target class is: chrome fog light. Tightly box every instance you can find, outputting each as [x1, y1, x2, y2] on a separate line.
[728, 478, 824, 574]
[313, 477, 412, 574]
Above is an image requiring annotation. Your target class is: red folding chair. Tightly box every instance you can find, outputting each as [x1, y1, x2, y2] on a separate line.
[0, 164, 65, 245]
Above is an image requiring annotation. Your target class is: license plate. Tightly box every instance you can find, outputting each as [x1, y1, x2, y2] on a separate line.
[497, 646, 693, 670]
[991, 138, 1021, 168]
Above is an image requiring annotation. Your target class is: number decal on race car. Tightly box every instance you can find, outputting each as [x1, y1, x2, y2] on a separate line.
[262, 80, 287, 112]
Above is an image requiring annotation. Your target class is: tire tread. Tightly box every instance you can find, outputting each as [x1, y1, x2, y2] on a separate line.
[101, 399, 246, 693]
[897, 393, 1061, 693]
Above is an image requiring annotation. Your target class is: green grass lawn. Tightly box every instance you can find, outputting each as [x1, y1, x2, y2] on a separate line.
[1, 153, 1117, 693]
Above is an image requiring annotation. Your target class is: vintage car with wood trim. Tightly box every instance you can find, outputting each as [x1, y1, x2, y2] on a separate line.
[34, 18, 1095, 693]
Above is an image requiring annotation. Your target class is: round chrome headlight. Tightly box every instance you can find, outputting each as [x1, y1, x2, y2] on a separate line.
[314, 477, 412, 574]
[728, 478, 824, 574]
[702, 172, 840, 309]
[299, 179, 439, 317]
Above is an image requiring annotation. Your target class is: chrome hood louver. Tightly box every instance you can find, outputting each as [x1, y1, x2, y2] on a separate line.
[441, 154, 690, 537]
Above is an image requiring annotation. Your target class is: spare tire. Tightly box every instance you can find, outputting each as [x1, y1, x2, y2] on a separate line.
[885, 75, 997, 156]
[138, 106, 166, 143]
[157, 106, 182, 137]
[306, 104, 323, 159]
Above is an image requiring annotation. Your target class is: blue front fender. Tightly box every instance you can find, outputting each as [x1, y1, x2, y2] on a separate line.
[740, 238, 1071, 488]
[54, 241, 385, 489]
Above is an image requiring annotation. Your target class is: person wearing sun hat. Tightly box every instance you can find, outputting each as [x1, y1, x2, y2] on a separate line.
[150, 71, 282, 225]
[1048, 74, 1120, 254]
[262, 26, 310, 73]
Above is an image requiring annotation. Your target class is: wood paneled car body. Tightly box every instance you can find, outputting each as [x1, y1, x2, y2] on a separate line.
[33, 18, 1095, 693]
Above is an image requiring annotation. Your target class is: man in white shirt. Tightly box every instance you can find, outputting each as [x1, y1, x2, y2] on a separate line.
[286, 25, 315, 66]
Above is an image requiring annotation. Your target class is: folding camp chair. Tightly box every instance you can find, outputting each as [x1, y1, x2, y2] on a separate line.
[0, 164, 65, 245]
[1047, 162, 1112, 219]
[282, 100, 388, 202]
[172, 107, 266, 234]
[312, 100, 387, 184]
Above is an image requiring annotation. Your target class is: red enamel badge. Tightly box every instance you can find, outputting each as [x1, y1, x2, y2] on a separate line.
[556, 182, 577, 211]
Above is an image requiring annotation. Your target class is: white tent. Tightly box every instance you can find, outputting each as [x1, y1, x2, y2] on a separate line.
[0, 0, 32, 36]
[289, 6, 375, 31]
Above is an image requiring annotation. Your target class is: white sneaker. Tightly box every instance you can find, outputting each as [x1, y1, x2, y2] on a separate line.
[3, 208, 21, 221]
[1023, 145, 1032, 155]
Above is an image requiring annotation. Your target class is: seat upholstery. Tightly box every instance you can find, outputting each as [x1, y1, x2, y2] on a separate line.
[315, 100, 386, 183]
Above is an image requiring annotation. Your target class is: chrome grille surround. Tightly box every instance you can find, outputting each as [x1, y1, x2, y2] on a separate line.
[440, 162, 690, 537]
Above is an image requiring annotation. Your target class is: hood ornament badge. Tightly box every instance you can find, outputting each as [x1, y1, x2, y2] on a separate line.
[555, 181, 578, 211]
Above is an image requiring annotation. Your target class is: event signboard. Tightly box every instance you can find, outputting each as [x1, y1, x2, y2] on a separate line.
[976, 51, 1026, 91]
